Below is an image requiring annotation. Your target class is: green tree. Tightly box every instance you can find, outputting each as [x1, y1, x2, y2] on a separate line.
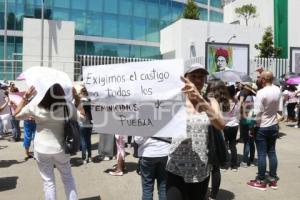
[255, 27, 281, 58]
[183, 0, 200, 20]
[235, 4, 257, 26]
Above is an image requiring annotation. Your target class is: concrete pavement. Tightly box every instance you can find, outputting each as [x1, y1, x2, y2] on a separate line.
[0, 122, 300, 200]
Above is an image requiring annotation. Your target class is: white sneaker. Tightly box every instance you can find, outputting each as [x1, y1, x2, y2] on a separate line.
[103, 156, 111, 161]
[231, 168, 238, 172]
[240, 162, 248, 168]
[294, 125, 299, 128]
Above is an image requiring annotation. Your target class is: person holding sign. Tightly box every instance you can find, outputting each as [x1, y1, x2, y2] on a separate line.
[166, 63, 225, 200]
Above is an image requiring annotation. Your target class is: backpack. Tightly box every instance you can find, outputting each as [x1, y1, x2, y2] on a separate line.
[63, 105, 80, 155]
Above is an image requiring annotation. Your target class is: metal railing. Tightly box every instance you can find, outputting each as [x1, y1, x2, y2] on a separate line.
[74, 55, 157, 81]
[0, 59, 81, 81]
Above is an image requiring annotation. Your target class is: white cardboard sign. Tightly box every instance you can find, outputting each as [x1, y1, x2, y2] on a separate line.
[83, 59, 186, 137]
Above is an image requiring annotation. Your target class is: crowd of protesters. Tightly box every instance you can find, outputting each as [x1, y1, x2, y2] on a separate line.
[1, 63, 300, 200]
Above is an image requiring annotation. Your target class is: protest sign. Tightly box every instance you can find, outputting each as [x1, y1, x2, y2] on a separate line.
[83, 59, 186, 137]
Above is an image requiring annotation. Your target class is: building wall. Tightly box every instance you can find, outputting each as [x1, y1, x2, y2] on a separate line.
[224, 0, 300, 58]
[289, 0, 300, 50]
[160, 18, 264, 60]
[224, 0, 274, 28]
[22, 18, 75, 79]
[0, 0, 223, 60]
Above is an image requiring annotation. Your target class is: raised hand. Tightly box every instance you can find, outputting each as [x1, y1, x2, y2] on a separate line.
[181, 76, 205, 107]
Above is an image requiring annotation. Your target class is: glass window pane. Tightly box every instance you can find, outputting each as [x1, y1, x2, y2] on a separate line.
[70, 11, 86, 35]
[102, 44, 118, 56]
[75, 40, 86, 55]
[147, 0, 159, 19]
[88, 0, 103, 12]
[71, 0, 86, 10]
[146, 19, 159, 42]
[52, 7, 69, 21]
[119, 0, 132, 16]
[118, 15, 132, 39]
[141, 46, 160, 58]
[133, 0, 146, 18]
[133, 17, 146, 41]
[24, 2, 35, 17]
[171, 2, 183, 20]
[160, 0, 171, 22]
[7, 12, 17, 30]
[103, 14, 117, 38]
[53, 0, 69, 8]
[117, 44, 130, 57]
[44, 0, 53, 9]
[104, 0, 117, 14]
[211, 0, 222, 8]
[86, 41, 96, 55]
[130, 45, 141, 58]
[195, 0, 207, 5]
[200, 8, 207, 21]
[86, 12, 102, 36]
[211, 10, 223, 22]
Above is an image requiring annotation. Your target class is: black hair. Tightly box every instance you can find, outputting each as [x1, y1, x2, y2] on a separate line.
[205, 79, 230, 112]
[38, 83, 66, 110]
[226, 85, 236, 99]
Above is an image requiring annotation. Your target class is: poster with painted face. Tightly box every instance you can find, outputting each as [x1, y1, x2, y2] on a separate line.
[206, 42, 249, 75]
[290, 47, 300, 73]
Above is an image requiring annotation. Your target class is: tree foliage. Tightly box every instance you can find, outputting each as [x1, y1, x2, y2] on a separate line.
[255, 27, 281, 58]
[235, 4, 257, 26]
[183, 0, 200, 20]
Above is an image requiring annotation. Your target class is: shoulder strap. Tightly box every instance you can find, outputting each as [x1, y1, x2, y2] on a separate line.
[64, 105, 70, 122]
[151, 137, 172, 144]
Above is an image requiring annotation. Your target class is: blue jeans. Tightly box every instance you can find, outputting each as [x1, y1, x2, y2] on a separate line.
[255, 124, 279, 181]
[240, 123, 255, 164]
[79, 126, 92, 160]
[23, 120, 36, 149]
[140, 156, 168, 200]
[11, 117, 21, 140]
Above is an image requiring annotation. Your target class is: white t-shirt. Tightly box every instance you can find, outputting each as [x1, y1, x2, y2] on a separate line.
[255, 85, 281, 127]
[135, 136, 170, 158]
[16, 104, 77, 154]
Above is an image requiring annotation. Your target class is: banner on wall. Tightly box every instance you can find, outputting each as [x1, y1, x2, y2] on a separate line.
[205, 42, 250, 75]
[83, 59, 186, 137]
[290, 47, 300, 73]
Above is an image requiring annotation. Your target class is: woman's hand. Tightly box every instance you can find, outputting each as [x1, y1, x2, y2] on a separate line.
[181, 76, 225, 130]
[181, 76, 206, 109]
[24, 86, 37, 101]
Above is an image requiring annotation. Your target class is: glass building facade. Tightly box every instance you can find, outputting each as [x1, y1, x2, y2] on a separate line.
[0, 0, 223, 79]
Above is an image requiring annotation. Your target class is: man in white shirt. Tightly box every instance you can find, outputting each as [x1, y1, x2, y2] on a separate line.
[247, 71, 281, 191]
[134, 136, 171, 200]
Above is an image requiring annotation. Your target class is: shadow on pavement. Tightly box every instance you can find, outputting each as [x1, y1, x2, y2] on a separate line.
[103, 161, 138, 174]
[0, 145, 8, 150]
[217, 189, 235, 200]
[70, 157, 84, 167]
[124, 161, 138, 173]
[79, 196, 101, 200]
[278, 132, 287, 138]
[0, 176, 18, 192]
[0, 160, 25, 168]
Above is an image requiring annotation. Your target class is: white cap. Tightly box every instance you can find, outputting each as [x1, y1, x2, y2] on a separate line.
[184, 63, 208, 76]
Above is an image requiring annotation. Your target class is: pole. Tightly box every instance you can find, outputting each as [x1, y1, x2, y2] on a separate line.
[4, 0, 8, 79]
[206, 0, 211, 41]
[40, 0, 44, 66]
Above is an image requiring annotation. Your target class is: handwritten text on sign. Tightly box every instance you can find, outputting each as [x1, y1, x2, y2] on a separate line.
[83, 59, 186, 137]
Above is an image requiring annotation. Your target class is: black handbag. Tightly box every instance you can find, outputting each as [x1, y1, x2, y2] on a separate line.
[207, 125, 228, 166]
[63, 105, 80, 155]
